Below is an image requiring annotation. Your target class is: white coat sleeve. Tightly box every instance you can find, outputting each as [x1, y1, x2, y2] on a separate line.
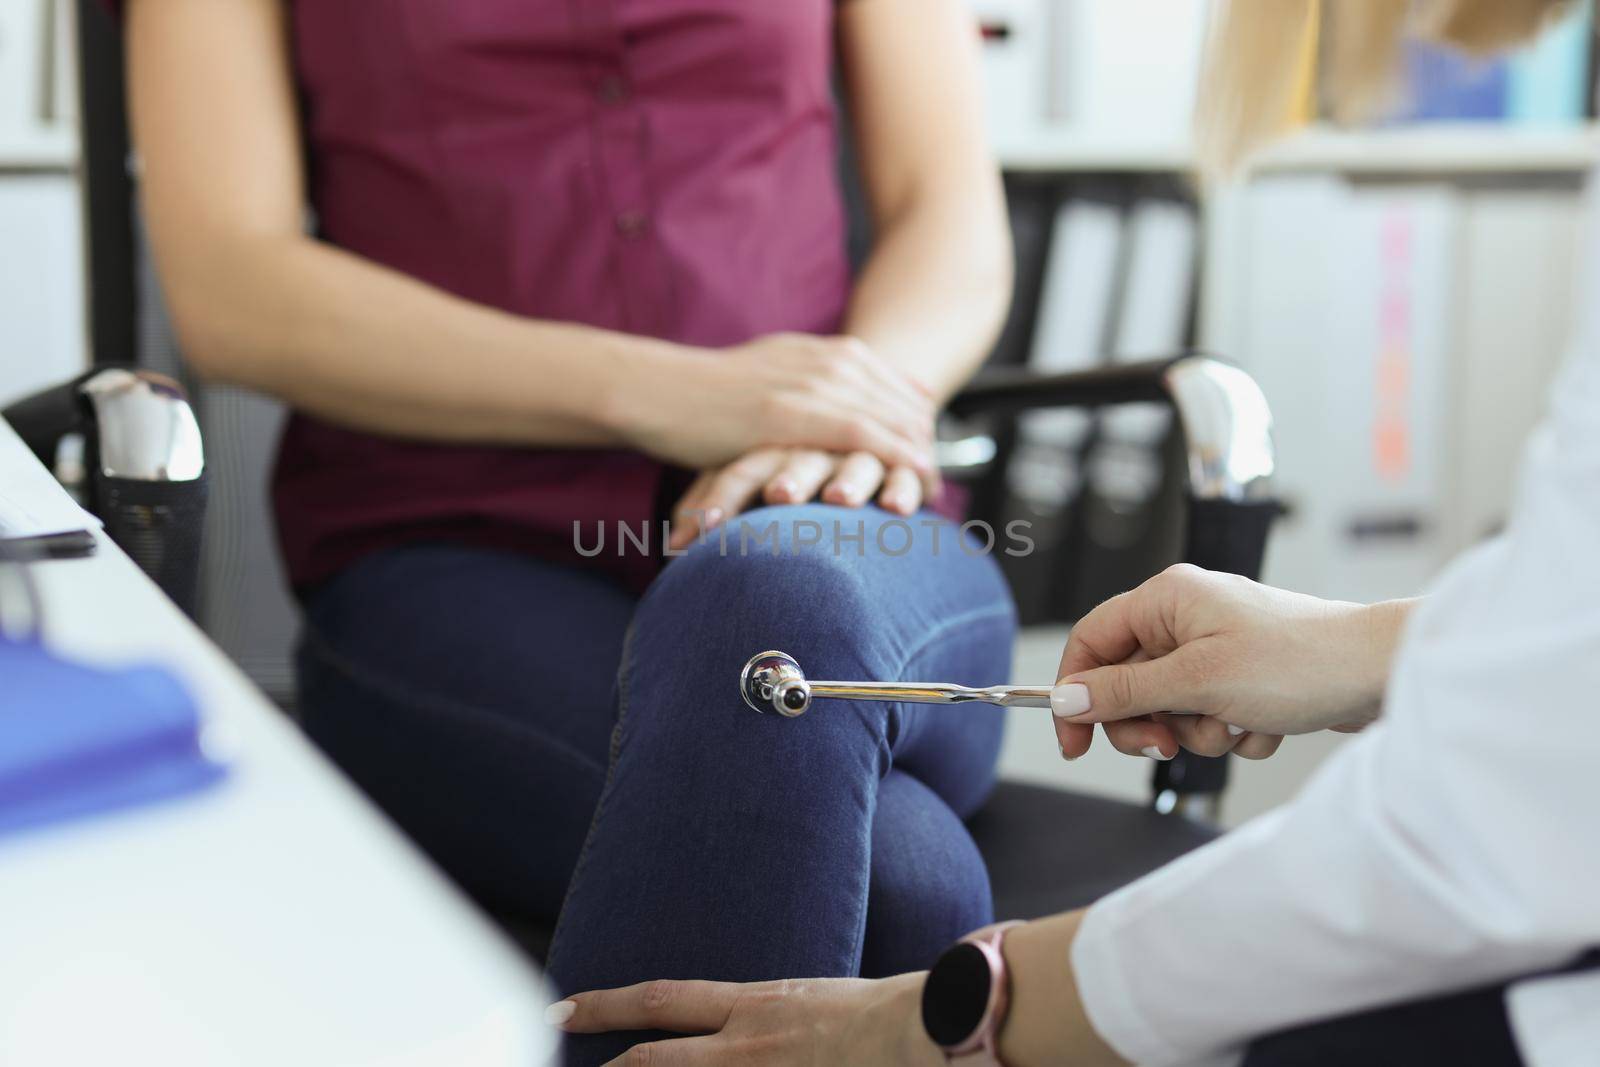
[1069, 343, 1600, 1066]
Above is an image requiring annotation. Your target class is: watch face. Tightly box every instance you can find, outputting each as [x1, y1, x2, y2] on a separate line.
[921, 942, 993, 1048]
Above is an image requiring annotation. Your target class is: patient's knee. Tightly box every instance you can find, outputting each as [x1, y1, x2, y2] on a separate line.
[620, 509, 910, 746]
[656, 506, 874, 603]
[649, 507, 888, 659]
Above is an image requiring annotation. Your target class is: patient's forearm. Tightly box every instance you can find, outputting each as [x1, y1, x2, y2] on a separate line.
[843, 194, 1012, 402]
[159, 232, 680, 447]
[835, 0, 1011, 402]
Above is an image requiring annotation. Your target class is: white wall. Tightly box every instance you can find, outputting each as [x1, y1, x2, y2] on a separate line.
[1203, 175, 1585, 607]
[0, 0, 85, 406]
[0, 173, 85, 406]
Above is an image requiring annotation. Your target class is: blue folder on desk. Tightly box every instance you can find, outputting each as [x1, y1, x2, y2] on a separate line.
[0, 638, 227, 837]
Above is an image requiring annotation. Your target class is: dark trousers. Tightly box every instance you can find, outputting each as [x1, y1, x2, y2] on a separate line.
[1246, 951, 1600, 1067]
[296, 505, 1017, 1066]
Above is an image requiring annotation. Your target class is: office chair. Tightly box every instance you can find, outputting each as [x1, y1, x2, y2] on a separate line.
[76, 3, 298, 705]
[62, 0, 1280, 947]
[947, 356, 1278, 916]
[3, 366, 208, 617]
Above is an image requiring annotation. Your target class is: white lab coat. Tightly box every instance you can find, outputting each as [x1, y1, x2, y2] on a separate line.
[1070, 182, 1600, 1067]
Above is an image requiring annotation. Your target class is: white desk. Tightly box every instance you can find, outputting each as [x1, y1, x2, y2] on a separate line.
[0, 419, 555, 1067]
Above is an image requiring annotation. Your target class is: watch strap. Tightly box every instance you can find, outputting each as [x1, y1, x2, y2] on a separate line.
[936, 921, 1025, 1065]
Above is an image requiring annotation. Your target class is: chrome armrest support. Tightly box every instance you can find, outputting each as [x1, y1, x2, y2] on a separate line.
[1161, 356, 1275, 502]
[2, 367, 208, 617]
[79, 368, 205, 482]
[944, 354, 1277, 501]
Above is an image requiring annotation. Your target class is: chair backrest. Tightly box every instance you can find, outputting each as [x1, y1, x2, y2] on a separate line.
[78, 0, 298, 706]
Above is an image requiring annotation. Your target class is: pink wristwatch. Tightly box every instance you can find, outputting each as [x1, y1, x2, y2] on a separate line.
[920, 921, 1025, 1066]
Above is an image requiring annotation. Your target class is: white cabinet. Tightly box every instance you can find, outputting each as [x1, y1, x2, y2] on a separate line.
[1202, 175, 1584, 602]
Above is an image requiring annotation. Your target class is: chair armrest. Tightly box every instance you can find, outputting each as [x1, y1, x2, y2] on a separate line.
[947, 356, 1184, 416]
[4, 366, 204, 482]
[951, 353, 1282, 818]
[947, 353, 1276, 503]
[3, 368, 208, 617]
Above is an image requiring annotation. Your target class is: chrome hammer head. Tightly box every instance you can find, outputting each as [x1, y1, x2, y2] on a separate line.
[739, 650, 813, 718]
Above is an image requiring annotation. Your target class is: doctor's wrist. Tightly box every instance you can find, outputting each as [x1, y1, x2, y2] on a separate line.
[997, 912, 1128, 1067]
[1353, 598, 1420, 703]
[883, 973, 947, 1067]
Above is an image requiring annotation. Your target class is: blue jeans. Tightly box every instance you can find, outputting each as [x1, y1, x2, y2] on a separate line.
[297, 506, 1015, 1064]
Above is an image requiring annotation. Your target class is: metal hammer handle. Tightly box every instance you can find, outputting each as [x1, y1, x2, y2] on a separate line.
[805, 680, 1053, 709]
[740, 650, 1053, 718]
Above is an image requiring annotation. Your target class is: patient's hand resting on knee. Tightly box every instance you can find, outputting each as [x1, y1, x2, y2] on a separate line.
[668, 446, 940, 549]
[1048, 564, 1417, 763]
[664, 335, 944, 550]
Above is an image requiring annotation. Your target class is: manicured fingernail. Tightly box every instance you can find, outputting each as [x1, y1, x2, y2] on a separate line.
[771, 479, 797, 501]
[1058, 741, 1078, 762]
[1051, 684, 1090, 719]
[703, 508, 725, 529]
[1227, 724, 1246, 737]
[544, 1001, 576, 1026]
[1142, 746, 1172, 761]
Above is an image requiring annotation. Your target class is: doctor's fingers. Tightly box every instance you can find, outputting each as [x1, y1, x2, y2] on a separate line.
[1055, 720, 1094, 761]
[1101, 717, 1182, 762]
[1144, 707, 1286, 761]
[1232, 731, 1284, 760]
[1158, 712, 1243, 758]
[1056, 647, 1167, 761]
[1160, 712, 1284, 760]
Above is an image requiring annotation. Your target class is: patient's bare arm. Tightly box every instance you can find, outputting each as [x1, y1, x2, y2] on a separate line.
[836, 0, 1012, 402]
[657, 0, 1012, 542]
[124, 0, 934, 474]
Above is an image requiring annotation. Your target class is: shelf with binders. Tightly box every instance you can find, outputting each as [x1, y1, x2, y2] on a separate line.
[970, 172, 1204, 625]
[986, 0, 1598, 175]
[0, 127, 79, 174]
[0, 0, 81, 174]
[996, 122, 1600, 177]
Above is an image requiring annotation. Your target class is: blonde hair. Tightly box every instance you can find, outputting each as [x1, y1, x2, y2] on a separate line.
[1199, 0, 1573, 174]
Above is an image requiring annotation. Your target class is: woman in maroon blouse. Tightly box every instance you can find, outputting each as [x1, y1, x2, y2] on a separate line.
[123, 0, 1015, 1057]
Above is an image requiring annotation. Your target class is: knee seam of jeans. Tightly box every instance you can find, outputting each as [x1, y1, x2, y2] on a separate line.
[885, 606, 1014, 811]
[544, 618, 636, 975]
[544, 600, 1015, 976]
[298, 625, 608, 779]
[892, 604, 1017, 685]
